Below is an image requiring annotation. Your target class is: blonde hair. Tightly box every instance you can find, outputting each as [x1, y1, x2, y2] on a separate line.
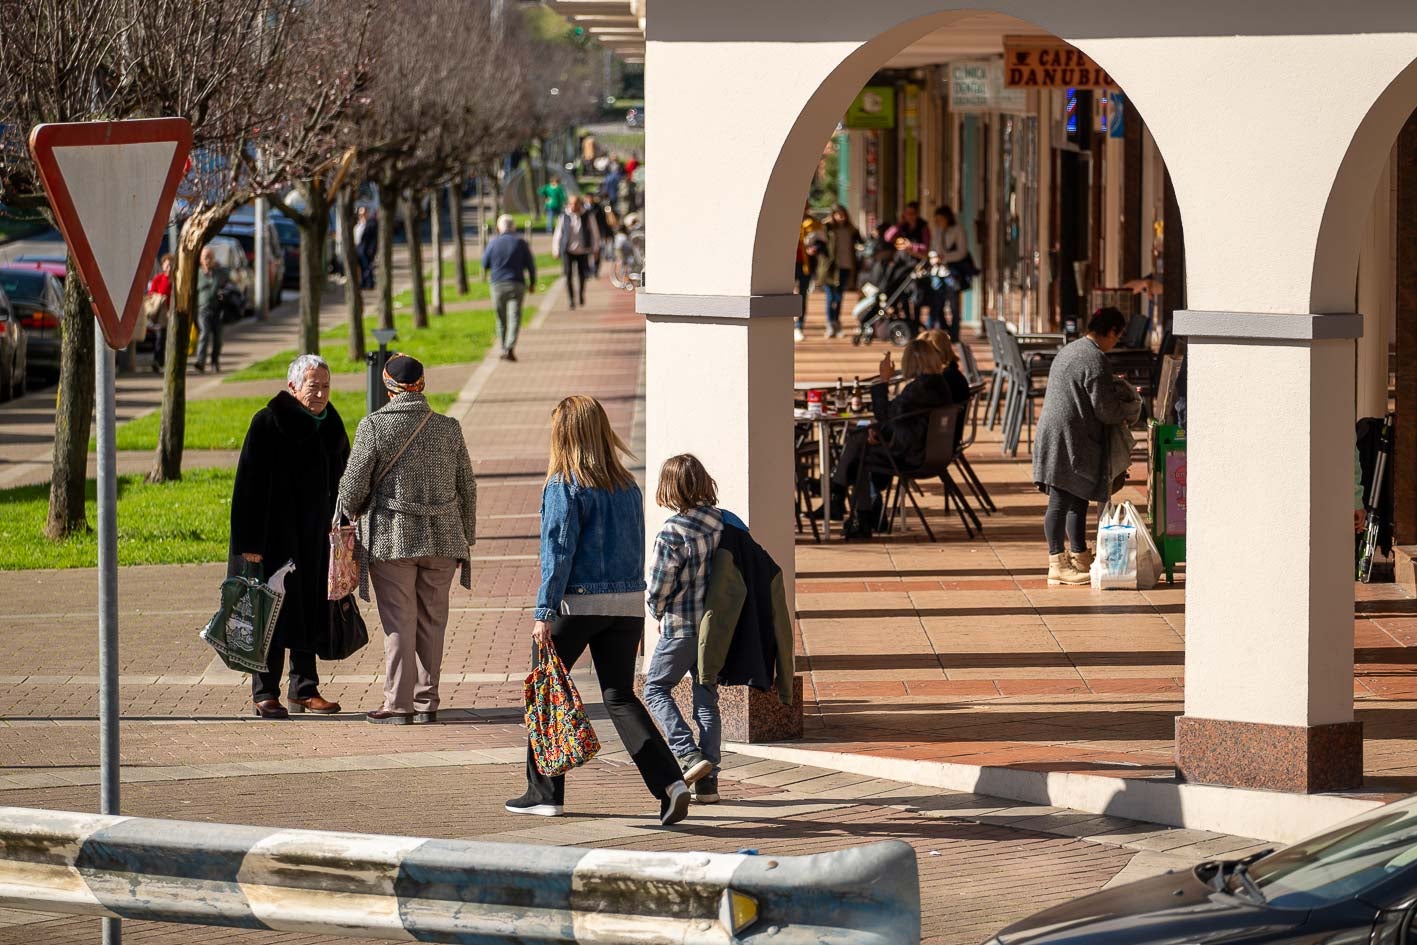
[901, 338, 945, 380]
[547, 395, 635, 491]
[920, 328, 959, 366]
[656, 454, 718, 513]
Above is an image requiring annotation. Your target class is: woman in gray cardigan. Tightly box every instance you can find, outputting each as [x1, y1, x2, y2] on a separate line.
[338, 355, 477, 724]
[1032, 308, 1138, 585]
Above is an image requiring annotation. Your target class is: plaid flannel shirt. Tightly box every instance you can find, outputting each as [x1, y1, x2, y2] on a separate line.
[646, 506, 725, 639]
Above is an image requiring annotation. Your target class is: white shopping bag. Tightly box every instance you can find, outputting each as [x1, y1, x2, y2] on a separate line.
[1091, 504, 1138, 590]
[1116, 500, 1162, 590]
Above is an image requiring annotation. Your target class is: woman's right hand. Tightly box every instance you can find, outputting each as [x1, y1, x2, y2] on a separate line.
[878, 352, 895, 384]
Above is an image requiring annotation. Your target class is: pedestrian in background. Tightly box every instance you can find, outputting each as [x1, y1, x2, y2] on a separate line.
[585, 193, 613, 276]
[194, 245, 228, 373]
[794, 204, 825, 343]
[1033, 307, 1139, 586]
[482, 214, 537, 362]
[231, 354, 350, 719]
[644, 454, 742, 806]
[353, 205, 377, 290]
[144, 253, 174, 374]
[930, 206, 969, 340]
[505, 395, 690, 825]
[822, 205, 862, 339]
[539, 174, 567, 234]
[552, 194, 599, 311]
[338, 354, 477, 725]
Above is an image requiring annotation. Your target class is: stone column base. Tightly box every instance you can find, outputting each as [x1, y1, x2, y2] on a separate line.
[635, 674, 804, 743]
[1175, 717, 1363, 793]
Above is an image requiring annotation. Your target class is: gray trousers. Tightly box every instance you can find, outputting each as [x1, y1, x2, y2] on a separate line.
[195, 304, 223, 368]
[490, 282, 525, 353]
[369, 556, 457, 713]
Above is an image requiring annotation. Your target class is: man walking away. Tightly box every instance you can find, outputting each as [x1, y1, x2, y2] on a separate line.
[195, 245, 229, 374]
[553, 195, 599, 311]
[353, 205, 377, 290]
[539, 174, 567, 234]
[482, 214, 537, 362]
[586, 193, 613, 277]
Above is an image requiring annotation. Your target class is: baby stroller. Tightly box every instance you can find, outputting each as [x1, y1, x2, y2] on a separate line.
[852, 256, 924, 347]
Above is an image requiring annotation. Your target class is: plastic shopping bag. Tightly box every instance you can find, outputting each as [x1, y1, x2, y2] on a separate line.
[200, 560, 295, 673]
[1091, 505, 1139, 590]
[327, 502, 359, 600]
[1116, 500, 1162, 590]
[525, 642, 600, 777]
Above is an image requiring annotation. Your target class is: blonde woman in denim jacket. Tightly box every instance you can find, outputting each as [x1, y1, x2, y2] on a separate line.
[505, 395, 690, 826]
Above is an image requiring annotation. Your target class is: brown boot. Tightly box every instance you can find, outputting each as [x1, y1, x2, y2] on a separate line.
[289, 695, 341, 714]
[1048, 552, 1089, 586]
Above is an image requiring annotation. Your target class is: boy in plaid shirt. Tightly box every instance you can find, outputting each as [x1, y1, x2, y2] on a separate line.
[644, 454, 742, 804]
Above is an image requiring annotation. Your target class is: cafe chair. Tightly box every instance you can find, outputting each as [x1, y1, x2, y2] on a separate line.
[953, 388, 997, 515]
[881, 405, 982, 542]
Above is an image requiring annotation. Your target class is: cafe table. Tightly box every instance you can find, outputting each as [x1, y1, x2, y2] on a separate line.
[794, 407, 872, 541]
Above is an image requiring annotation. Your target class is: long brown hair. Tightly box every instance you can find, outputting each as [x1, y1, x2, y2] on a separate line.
[547, 395, 635, 491]
[901, 338, 945, 380]
[920, 328, 959, 366]
[656, 454, 718, 513]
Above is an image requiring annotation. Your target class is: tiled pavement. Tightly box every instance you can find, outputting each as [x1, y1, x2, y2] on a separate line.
[0, 278, 1275, 944]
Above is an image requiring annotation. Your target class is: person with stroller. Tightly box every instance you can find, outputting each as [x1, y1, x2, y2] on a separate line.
[814, 340, 954, 537]
[930, 206, 970, 340]
[855, 237, 924, 342]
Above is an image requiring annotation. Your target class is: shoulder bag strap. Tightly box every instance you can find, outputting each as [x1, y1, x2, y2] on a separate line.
[372, 411, 434, 491]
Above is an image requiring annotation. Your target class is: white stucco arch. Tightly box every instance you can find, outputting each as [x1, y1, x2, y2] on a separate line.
[1312, 55, 1417, 313]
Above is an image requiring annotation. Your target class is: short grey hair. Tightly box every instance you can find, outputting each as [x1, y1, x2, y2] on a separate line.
[287, 353, 329, 387]
[497, 214, 516, 233]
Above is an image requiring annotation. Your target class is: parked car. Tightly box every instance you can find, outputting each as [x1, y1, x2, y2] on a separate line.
[10, 255, 67, 282]
[220, 211, 284, 304]
[0, 267, 62, 383]
[0, 281, 25, 401]
[204, 236, 253, 321]
[987, 791, 1417, 944]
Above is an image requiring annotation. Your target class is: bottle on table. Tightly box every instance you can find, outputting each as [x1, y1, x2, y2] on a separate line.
[850, 377, 863, 413]
[835, 377, 845, 413]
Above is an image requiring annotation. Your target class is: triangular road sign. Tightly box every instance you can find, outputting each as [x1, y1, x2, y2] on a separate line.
[28, 118, 192, 350]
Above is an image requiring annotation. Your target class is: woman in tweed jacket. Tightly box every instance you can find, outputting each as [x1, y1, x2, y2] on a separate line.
[338, 355, 477, 725]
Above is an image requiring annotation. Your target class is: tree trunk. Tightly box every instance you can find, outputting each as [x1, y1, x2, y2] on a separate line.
[376, 179, 397, 331]
[45, 258, 95, 540]
[403, 190, 429, 329]
[151, 205, 231, 483]
[296, 184, 329, 355]
[451, 180, 469, 295]
[337, 187, 365, 362]
[430, 186, 444, 316]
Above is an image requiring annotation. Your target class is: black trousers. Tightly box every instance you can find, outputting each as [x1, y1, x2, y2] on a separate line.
[832, 427, 895, 515]
[1044, 487, 1091, 555]
[563, 253, 590, 306]
[524, 614, 681, 805]
[251, 648, 320, 703]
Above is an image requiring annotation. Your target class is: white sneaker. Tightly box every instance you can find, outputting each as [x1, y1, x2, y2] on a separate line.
[505, 792, 564, 817]
[793, 328, 806, 343]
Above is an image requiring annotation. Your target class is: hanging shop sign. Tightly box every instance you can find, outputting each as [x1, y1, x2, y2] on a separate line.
[845, 86, 895, 129]
[949, 60, 1030, 114]
[1003, 37, 1119, 89]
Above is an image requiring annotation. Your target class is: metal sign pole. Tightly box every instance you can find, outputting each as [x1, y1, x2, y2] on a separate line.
[94, 322, 121, 945]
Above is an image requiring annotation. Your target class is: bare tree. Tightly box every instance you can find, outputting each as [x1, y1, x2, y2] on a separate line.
[0, 0, 142, 539]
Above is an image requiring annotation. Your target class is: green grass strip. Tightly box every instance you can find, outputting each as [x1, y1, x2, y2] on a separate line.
[227, 302, 534, 382]
[106, 391, 455, 451]
[392, 253, 557, 309]
[0, 468, 237, 569]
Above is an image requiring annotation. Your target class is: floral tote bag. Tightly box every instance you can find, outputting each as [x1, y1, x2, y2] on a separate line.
[328, 502, 359, 600]
[525, 642, 600, 776]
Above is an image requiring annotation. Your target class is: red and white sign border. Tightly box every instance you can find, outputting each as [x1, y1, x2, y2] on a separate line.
[28, 118, 193, 350]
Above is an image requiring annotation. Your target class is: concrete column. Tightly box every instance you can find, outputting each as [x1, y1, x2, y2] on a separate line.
[1175, 310, 1363, 793]
[640, 296, 796, 580]
[1356, 147, 1395, 421]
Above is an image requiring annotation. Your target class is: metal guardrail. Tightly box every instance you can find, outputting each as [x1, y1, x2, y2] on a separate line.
[0, 806, 920, 944]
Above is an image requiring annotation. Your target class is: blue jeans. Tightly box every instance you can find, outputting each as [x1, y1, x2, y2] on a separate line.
[823, 269, 850, 330]
[643, 633, 721, 768]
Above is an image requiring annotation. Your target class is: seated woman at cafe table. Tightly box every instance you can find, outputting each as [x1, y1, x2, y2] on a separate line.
[812, 340, 953, 538]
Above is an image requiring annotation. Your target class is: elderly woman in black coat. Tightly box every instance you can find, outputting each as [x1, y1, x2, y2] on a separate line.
[1032, 307, 1140, 586]
[230, 353, 351, 718]
[815, 339, 954, 538]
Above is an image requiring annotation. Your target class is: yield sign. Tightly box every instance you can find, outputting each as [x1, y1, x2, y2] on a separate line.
[28, 118, 192, 350]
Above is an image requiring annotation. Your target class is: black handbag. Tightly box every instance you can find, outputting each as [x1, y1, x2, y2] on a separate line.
[320, 594, 368, 660]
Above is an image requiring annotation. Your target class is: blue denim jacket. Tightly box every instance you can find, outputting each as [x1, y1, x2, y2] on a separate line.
[535, 475, 646, 621]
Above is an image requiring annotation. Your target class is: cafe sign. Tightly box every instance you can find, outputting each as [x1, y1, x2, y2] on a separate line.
[1003, 36, 1118, 89]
